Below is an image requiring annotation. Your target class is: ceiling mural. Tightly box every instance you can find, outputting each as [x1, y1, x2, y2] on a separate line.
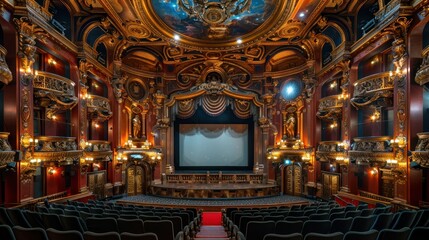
[151, 0, 276, 41]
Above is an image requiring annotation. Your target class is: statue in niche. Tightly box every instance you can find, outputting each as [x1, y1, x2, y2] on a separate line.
[286, 114, 295, 139]
[132, 114, 141, 138]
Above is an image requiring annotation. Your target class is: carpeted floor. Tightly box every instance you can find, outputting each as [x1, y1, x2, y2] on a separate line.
[196, 212, 229, 240]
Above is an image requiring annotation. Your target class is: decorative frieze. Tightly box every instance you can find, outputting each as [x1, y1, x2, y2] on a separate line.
[349, 136, 394, 166]
[31, 136, 82, 165]
[316, 95, 344, 120]
[87, 94, 113, 122]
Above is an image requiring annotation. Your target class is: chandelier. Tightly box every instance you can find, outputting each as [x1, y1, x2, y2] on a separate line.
[177, 0, 252, 26]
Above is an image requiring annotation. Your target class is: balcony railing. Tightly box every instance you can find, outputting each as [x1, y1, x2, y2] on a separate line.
[411, 132, 429, 168]
[32, 136, 82, 164]
[0, 132, 16, 168]
[87, 94, 113, 122]
[349, 136, 394, 166]
[316, 141, 348, 163]
[0, 44, 13, 86]
[316, 95, 344, 120]
[83, 140, 113, 162]
[33, 71, 78, 118]
[415, 47, 429, 86]
[351, 72, 394, 109]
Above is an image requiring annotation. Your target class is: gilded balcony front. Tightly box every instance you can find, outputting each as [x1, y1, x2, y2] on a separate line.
[316, 95, 344, 120]
[32, 136, 82, 165]
[87, 94, 113, 122]
[83, 140, 112, 162]
[415, 47, 429, 86]
[0, 45, 13, 87]
[33, 71, 78, 119]
[411, 132, 429, 168]
[349, 136, 394, 166]
[316, 141, 347, 162]
[351, 72, 394, 109]
[0, 132, 16, 168]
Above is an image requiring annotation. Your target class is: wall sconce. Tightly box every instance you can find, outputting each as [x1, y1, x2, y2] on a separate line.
[338, 140, 350, 151]
[336, 156, 349, 165]
[370, 168, 378, 175]
[390, 134, 407, 148]
[370, 108, 380, 122]
[386, 159, 398, 167]
[48, 167, 56, 175]
[329, 81, 337, 89]
[48, 58, 57, 65]
[30, 158, 42, 166]
[330, 121, 338, 129]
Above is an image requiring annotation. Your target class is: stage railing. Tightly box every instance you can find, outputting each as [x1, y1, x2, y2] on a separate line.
[164, 173, 264, 184]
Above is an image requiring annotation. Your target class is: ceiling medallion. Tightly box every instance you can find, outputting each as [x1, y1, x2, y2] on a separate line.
[136, 0, 296, 51]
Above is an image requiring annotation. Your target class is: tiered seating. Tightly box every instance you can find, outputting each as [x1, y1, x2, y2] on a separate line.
[223, 201, 429, 240]
[0, 200, 201, 240]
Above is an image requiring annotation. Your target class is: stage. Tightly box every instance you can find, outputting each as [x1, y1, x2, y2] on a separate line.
[116, 194, 312, 211]
[150, 182, 279, 198]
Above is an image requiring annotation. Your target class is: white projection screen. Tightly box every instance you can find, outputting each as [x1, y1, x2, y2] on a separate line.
[178, 124, 248, 167]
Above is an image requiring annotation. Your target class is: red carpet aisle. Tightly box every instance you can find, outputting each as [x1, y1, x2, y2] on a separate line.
[195, 212, 229, 240]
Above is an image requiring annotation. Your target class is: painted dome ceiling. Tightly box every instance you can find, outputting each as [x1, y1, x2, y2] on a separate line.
[134, 0, 296, 50]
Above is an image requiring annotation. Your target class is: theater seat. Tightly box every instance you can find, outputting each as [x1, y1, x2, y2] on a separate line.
[343, 229, 378, 240]
[120, 232, 158, 240]
[0, 224, 15, 240]
[46, 228, 84, 240]
[83, 231, 121, 240]
[304, 232, 343, 240]
[264, 233, 303, 240]
[12, 226, 48, 240]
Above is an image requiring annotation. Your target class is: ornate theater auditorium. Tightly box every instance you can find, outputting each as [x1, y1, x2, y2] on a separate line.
[1, 0, 429, 218]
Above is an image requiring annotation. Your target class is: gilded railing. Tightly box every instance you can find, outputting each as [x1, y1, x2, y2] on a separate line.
[83, 140, 113, 162]
[349, 136, 394, 166]
[415, 47, 429, 86]
[316, 141, 347, 163]
[411, 132, 429, 168]
[33, 71, 78, 119]
[351, 72, 394, 109]
[87, 94, 113, 122]
[0, 132, 16, 168]
[316, 95, 343, 120]
[0, 44, 13, 86]
[165, 173, 264, 184]
[32, 136, 82, 164]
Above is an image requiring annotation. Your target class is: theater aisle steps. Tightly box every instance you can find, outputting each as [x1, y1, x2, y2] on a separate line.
[195, 212, 229, 240]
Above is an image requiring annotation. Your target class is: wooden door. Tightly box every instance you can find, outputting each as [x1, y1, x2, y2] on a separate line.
[88, 171, 106, 199]
[322, 172, 340, 200]
[126, 165, 145, 196]
[284, 164, 303, 196]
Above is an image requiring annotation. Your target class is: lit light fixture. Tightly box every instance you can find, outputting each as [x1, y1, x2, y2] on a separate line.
[48, 58, 57, 65]
[386, 159, 398, 166]
[302, 152, 311, 161]
[48, 167, 56, 175]
[329, 81, 337, 89]
[390, 134, 407, 148]
[52, 115, 57, 120]
[173, 34, 180, 41]
[370, 108, 380, 122]
[299, 12, 305, 17]
[94, 123, 100, 128]
[370, 168, 378, 175]
[330, 121, 338, 129]
[236, 39, 243, 44]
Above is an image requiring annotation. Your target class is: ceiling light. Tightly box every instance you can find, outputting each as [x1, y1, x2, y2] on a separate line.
[236, 39, 243, 44]
[299, 12, 305, 17]
[173, 34, 180, 41]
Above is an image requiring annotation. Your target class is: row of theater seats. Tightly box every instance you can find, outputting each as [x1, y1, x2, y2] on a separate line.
[0, 200, 201, 240]
[223, 202, 429, 240]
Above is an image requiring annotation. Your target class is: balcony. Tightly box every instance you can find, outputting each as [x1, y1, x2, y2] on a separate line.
[316, 94, 344, 120]
[351, 72, 394, 109]
[349, 136, 394, 166]
[82, 140, 113, 162]
[0, 132, 16, 168]
[316, 141, 347, 163]
[33, 71, 78, 119]
[32, 136, 82, 165]
[415, 47, 429, 86]
[411, 132, 429, 168]
[0, 45, 13, 87]
[87, 94, 113, 122]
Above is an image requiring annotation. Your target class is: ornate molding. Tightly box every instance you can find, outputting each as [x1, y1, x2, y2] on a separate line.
[87, 94, 113, 122]
[415, 47, 429, 86]
[0, 44, 13, 87]
[33, 71, 78, 119]
[350, 72, 394, 109]
[349, 136, 394, 166]
[411, 132, 429, 168]
[34, 136, 78, 152]
[316, 141, 348, 163]
[316, 95, 344, 120]
[0, 132, 15, 168]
